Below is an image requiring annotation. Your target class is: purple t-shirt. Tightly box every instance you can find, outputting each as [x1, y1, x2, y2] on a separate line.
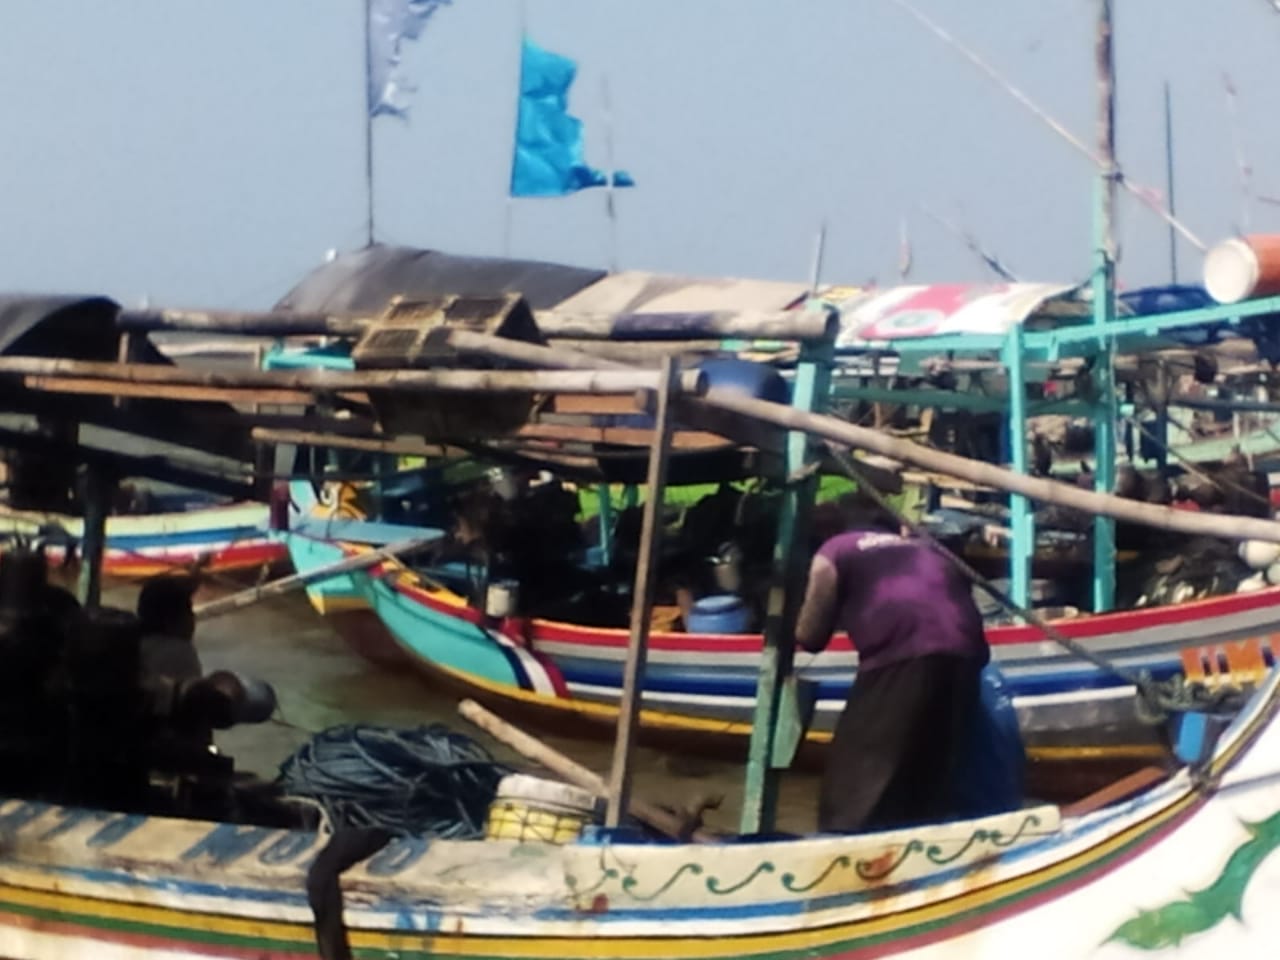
[817, 530, 989, 672]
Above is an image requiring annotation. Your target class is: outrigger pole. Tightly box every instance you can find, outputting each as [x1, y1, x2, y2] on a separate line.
[690, 390, 1280, 545]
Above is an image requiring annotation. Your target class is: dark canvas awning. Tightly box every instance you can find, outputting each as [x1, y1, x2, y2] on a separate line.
[275, 245, 607, 315]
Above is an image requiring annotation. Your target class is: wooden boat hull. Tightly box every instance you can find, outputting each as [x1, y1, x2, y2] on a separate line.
[280, 531, 1176, 801]
[0, 668, 1276, 958]
[0, 500, 285, 580]
[294, 526, 1280, 732]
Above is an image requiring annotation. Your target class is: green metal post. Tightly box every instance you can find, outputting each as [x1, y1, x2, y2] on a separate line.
[1092, 349, 1118, 612]
[740, 334, 832, 835]
[1004, 324, 1033, 609]
[596, 483, 615, 567]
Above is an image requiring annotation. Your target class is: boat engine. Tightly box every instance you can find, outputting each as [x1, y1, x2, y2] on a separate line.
[0, 543, 235, 815]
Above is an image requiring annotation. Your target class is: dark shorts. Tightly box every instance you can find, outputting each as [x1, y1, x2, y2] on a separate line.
[819, 653, 983, 834]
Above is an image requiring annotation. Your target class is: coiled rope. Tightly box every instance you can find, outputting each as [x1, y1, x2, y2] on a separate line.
[277, 723, 511, 839]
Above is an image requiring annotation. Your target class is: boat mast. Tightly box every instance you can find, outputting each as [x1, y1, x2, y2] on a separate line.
[363, 0, 376, 247]
[1164, 81, 1178, 282]
[1091, 0, 1119, 612]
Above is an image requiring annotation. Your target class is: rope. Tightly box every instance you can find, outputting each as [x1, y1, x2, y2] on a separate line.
[277, 723, 511, 839]
[824, 444, 1245, 722]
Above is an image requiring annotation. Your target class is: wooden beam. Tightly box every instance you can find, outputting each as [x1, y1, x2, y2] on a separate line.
[118, 307, 359, 337]
[536, 308, 836, 343]
[250, 428, 461, 458]
[517, 422, 732, 449]
[117, 306, 836, 343]
[552, 394, 647, 415]
[24, 376, 315, 407]
[0, 357, 708, 397]
[606, 356, 679, 828]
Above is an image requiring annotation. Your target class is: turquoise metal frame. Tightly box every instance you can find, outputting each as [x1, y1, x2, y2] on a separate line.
[826, 291, 1280, 614]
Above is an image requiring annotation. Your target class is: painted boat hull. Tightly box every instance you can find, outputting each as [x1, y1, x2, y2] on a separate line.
[0, 500, 285, 580]
[361, 553, 1280, 723]
[0, 668, 1276, 958]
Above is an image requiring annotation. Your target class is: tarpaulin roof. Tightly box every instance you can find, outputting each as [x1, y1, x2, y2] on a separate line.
[274, 245, 607, 314]
[827, 282, 1087, 349]
[552, 270, 809, 316]
[0, 296, 129, 360]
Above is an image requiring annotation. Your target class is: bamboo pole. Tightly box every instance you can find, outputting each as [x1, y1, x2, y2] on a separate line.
[535, 309, 837, 343]
[606, 356, 678, 829]
[457, 699, 716, 842]
[0, 357, 707, 397]
[117, 308, 358, 337]
[250, 428, 460, 458]
[117, 306, 836, 343]
[440, 329, 629, 370]
[193, 535, 441, 621]
[692, 390, 1280, 543]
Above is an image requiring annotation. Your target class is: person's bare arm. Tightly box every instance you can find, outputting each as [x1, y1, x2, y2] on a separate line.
[795, 555, 839, 653]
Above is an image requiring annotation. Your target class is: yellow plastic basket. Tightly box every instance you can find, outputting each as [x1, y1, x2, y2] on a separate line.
[485, 775, 598, 844]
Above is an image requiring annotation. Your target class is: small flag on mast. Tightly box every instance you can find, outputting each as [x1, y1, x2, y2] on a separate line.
[509, 38, 634, 197]
[367, 0, 452, 119]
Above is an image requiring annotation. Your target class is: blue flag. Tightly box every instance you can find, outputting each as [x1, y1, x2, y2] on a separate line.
[368, 0, 451, 119]
[510, 39, 634, 197]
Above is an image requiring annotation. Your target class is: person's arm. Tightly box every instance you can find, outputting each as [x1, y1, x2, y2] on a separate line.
[795, 554, 839, 653]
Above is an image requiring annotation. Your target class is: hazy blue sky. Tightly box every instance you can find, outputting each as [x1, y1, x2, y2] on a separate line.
[2, 0, 1279, 310]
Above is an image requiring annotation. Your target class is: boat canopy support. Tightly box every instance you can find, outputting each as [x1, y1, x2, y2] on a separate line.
[741, 336, 832, 834]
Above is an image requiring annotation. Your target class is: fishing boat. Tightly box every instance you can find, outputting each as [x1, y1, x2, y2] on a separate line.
[0, 496, 282, 581]
[265, 279, 1280, 799]
[0, 654, 1275, 958]
[0, 295, 285, 582]
[280, 513, 1280, 796]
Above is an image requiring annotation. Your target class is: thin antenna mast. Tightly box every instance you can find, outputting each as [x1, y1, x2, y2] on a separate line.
[808, 221, 828, 296]
[602, 76, 619, 273]
[363, 0, 376, 247]
[1163, 81, 1178, 281]
[1223, 73, 1254, 232]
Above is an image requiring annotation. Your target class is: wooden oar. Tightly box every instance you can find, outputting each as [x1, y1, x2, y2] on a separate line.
[457, 699, 722, 843]
[192, 535, 441, 621]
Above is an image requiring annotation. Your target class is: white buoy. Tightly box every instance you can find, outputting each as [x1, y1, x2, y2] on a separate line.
[1239, 539, 1280, 571]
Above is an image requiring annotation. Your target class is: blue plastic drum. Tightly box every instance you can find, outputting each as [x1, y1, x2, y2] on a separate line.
[686, 594, 751, 634]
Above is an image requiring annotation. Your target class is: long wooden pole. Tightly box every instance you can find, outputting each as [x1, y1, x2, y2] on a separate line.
[605, 356, 678, 829]
[692, 390, 1280, 544]
[193, 535, 441, 621]
[116, 307, 836, 343]
[457, 699, 715, 842]
[0, 356, 707, 397]
[74, 462, 113, 610]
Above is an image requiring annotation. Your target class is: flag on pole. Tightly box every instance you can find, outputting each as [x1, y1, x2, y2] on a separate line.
[367, 0, 452, 119]
[510, 39, 634, 197]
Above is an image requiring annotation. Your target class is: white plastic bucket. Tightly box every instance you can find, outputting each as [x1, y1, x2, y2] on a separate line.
[484, 580, 519, 618]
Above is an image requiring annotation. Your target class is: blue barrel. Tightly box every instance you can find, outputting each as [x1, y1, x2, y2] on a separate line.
[686, 594, 751, 634]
